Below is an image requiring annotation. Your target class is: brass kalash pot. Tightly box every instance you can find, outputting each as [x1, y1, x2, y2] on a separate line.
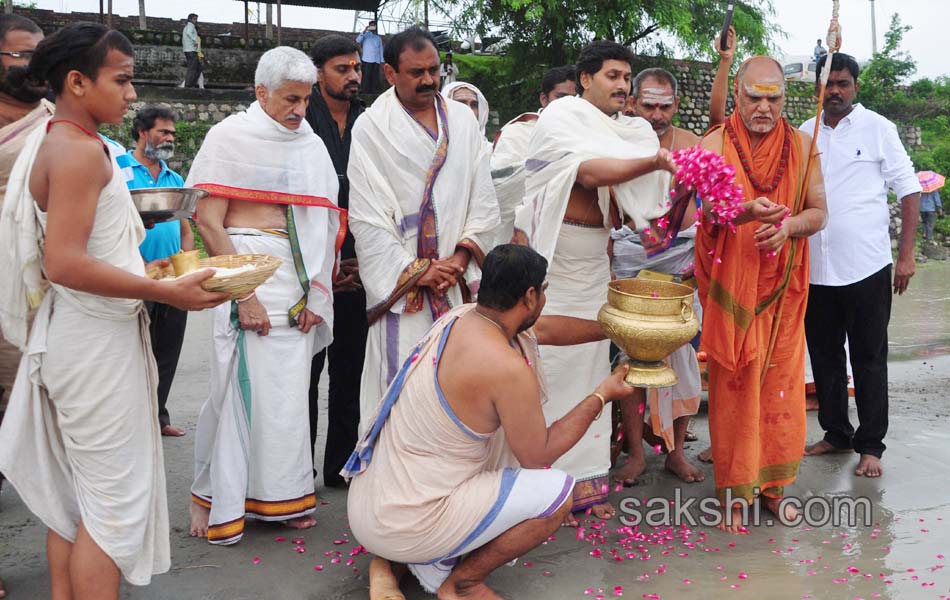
[597, 278, 700, 388]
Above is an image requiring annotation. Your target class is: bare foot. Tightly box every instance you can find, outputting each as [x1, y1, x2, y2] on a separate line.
[805, 397, 819, 411]
[716, 506, 746, 534]
[803, 440, 850, 456]
[189, 502, 210, 537]
[590, 502, 616, 520]
[665, 451, 705, 483]
[437, 580, 503, 600]
[761, 496, 799, 525]
[854, 454, 882, 477]
[369, 557, 406, 600]
[697, 446, 713, 464]
[561, 511, 579, 527]
[285, 515, 317, 529]
[612, 454, 646, 486]
[161, 424, 186, 437]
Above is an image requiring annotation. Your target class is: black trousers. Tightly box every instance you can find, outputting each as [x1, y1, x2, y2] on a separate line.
[184, 51, 203, 88]
[146, 301, 188, 428]
[804, 265, 892, 458]
[362, 61, 381, 93]
[309, 289, 368, 486]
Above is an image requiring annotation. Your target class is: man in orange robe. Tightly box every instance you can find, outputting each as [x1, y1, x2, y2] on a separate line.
[695, 57, 828, 533]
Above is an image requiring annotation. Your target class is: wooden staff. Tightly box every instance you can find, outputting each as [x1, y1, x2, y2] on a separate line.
[760, 0, 841, 389]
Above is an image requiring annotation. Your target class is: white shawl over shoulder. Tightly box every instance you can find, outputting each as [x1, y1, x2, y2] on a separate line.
[512, 96, 670, 262]
[347, 87, 498, 320]
[186, 102, 342, 329]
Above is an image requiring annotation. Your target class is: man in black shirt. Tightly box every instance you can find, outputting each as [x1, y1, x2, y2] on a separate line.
[305, 34, 366, 487]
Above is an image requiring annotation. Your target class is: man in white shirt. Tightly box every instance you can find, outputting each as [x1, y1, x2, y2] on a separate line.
[182, 13, 202, 88]
[801, 53, 921, 478]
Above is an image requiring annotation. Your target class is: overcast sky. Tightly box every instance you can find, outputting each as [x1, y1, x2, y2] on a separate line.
[33, 0, 947, 79]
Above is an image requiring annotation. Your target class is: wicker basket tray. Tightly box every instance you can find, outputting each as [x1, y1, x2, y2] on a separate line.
[147, 254, 282, 300]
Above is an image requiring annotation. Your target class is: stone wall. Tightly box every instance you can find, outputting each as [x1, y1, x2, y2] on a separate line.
[666, 61, 817, 135]
[132, 45, 263, 86]
[17, 7, 358, 50]
[101, 92, 254, 179]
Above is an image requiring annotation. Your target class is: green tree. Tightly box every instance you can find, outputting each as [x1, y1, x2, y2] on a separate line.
[858, 13, 916, 117]
[449, 0, 778, 68]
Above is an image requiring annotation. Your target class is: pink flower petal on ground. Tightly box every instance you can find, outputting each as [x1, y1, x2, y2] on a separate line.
[523, 562, 533, 567]
[938, 554, 945, 559]
[295, 546, 306, 554]
[332, 539, 346, 545]
[275, 536, 286, 542]
[653, 444, 662, 455]
[543, 570, 552, 576]
[613, 585, 624, 596]
[833, 578, 849, 583]
[738, 572, 748, 579]
[331, 557, 341, 564]
[591, 548, 603, 558]
[313, 565, 324, 571]
[847, 566, 860, 574]
[730, 584, 741, 589]
[682, 579, 691, 585]
[584, 588, 594, 595]
[252, 557, 261, 565]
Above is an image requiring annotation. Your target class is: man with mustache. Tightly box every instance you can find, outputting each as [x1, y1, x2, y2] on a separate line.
[801, 54, 922, 479]
[188, 47, 344, 544]
[303, 34, 365, 489]
[126, 105, 193, 438]
[512, 40, 675, 524]
[0, 14, 52, 597]
[695, 57, 828, 533]
[611, 67, 705, 486]
[347, 27, 498, 445]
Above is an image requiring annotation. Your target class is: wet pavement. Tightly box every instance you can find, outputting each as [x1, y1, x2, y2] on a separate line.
[0, 265, 948, 599]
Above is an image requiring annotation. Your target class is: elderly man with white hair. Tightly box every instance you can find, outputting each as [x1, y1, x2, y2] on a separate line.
[187, 46, 344, 544]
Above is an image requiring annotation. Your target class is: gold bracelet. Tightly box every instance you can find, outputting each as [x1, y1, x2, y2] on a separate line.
[590, 392, 607, 420]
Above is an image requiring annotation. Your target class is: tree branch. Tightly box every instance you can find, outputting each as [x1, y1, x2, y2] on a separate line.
[625, 23, 660, 46]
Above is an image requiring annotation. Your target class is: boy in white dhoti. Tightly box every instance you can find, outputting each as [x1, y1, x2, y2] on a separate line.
[348, 27, 498, 437]
[0, 23, 227, 599]
[346, 245, 637, 599]
[187, 47, 343, 544]
[512, 41, 675, 523]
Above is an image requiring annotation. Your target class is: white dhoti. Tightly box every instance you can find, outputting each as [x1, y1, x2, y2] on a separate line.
[346, 305, 572, 593]
[0, 124, 169, 584]
[611, 225, 702, 450]
[541, 223, 612, 509]
[192, 229, 329, 545]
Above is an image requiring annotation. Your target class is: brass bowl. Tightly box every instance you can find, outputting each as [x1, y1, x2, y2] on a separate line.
[131, 187, 208, 223]
[598, 278, 699, 388]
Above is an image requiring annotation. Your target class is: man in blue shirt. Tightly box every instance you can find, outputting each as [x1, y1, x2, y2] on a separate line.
[356, 21, 383, 93]
[920, 189, 943, 242]
[127, 105, 193, 437]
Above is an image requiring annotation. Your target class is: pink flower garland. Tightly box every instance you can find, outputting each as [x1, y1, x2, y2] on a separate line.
[671, 146, 745, 228]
